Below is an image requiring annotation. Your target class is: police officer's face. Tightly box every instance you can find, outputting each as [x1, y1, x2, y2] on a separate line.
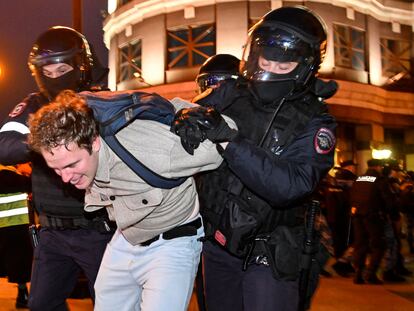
[42, 63, 74, 79]
[40, 137, 101, 189]
[258, 56, 298, 74]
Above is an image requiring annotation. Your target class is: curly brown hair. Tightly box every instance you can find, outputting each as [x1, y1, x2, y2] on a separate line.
[28, 90, 98, 154]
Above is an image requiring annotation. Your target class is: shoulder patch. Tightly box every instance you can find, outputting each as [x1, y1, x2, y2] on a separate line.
[8, 102, 27, 118]
[192, 87, 213, 103]
[314, 127, 335, 154]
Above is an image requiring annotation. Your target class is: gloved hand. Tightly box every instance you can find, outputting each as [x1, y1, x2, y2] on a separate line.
[196, 107, 238, 143]
[171, 107, 208, 155]
[171, 106, 237, 155]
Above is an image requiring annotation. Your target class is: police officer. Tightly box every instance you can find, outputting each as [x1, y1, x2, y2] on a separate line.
[195, 54, 240, 94]
[330, 160, 358, 277]
[171, 6, 337, 311]
[350, 159, 390, 284]
[0, 164, 33, 308]
[0, 26, 113, 310]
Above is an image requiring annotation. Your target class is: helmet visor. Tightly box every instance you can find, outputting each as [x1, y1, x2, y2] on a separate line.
[28, 47, 83, 68]
[241, 27, 312, 81]
[196, 73, 239, 92]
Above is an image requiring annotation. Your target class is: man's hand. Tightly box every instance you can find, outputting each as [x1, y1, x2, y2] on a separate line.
[171, 106, 237, 154]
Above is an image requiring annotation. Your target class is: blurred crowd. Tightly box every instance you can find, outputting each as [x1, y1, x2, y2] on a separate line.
[317, 159, 414, 284]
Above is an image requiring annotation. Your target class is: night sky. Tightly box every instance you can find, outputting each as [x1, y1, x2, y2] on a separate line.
[0, 0, 108, 121]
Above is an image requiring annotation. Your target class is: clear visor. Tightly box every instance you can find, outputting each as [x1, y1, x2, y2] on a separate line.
[28, 47, 82, 69]
[240, 28, 312, 82]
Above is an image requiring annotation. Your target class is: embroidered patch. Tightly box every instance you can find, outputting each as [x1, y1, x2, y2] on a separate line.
[8, 102, 27, 118]
[314, 128, 335, 154]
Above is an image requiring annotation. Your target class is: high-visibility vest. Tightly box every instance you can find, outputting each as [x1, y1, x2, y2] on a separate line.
[0, 192, 29, 228]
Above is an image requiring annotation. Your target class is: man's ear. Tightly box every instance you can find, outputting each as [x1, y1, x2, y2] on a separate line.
[92, 136, 101, 153]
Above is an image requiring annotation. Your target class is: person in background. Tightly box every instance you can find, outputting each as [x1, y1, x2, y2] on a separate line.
[193, 53, 241, 310]
[172, 6, 337, 311]
[330, 160, 357, 277]
[350, 159, 391, 284]
[195, 54, 240, 95]
[382, 163, 412, 282]
[0, 163, 33, 308]
[0, 26, 113, 310]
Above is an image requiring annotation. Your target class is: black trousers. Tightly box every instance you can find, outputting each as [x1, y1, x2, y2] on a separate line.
[352, 215, 385, 276]
[203, 241, 299, 311]
[0, 224, 33, 283]
[28, 227, 113, 311]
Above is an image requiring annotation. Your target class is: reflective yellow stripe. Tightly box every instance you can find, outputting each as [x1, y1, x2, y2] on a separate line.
[0, 207, 29, 218]
[0, 193, 28, 204]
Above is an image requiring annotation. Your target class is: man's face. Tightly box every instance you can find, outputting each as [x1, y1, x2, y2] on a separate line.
[41, 137, 100, 189]
[42, 62, 74, 79]
[258, 55, 298, 74]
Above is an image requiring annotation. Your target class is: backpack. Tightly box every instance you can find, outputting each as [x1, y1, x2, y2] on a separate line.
[81, 90, 187, 189]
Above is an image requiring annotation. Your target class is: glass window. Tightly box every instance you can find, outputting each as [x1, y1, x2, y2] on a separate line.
[117, 40, 142, 83]
[333, 24, 366, 71]
[167, 24, 215, 69]
[380, 38, 411, 78]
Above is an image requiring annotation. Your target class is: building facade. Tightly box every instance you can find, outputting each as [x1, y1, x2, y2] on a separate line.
[103, 0, 414, 172]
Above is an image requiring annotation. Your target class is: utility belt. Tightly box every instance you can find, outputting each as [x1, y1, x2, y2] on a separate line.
[140, 217, 202, 246]
[39, 214, 115, 233]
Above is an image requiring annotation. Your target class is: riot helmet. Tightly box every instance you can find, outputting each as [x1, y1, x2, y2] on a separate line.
[240, 6, 327, 103]
[196, 54, 240, 93]
[28, 26, 96, 100]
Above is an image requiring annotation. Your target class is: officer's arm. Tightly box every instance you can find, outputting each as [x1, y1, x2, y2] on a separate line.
[0, 124, 31, 165]
[222, 115, 336, 207]
[0, 97, 37, 165]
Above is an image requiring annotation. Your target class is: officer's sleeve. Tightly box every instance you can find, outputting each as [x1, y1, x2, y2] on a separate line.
[222, 114, 337, 207]
[0, 104, 32, 165]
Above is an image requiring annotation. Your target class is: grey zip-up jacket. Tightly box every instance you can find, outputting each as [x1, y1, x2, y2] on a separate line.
[84, 98, 236, 245]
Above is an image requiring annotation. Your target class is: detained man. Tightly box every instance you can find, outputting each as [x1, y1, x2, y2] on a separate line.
[27, 90, 236, 311]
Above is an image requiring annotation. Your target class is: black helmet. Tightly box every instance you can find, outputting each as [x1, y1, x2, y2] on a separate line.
[28, 26, 96, 99]
[240, 6, 327, 86]
[196, 54, 240, 93]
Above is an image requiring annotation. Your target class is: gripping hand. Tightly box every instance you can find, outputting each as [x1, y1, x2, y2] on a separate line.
[171, 106, 237, 154]
[171, 107, 209, 155]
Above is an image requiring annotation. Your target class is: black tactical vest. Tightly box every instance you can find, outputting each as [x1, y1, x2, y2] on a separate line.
[197, 83, 326, 236]
[26, 94, 86, 218]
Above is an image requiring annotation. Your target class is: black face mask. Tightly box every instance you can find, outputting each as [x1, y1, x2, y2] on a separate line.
[40, 70, 82, 100]
[250, 80, 296, 105]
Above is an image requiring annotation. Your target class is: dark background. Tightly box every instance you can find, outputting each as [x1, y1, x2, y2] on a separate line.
[0, 0, 108, 121]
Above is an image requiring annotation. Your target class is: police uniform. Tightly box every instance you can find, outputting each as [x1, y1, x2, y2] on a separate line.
[195, 77, 336, 311]
[0, 93, 114, 310]
[350, 166, 391, 283]
[0, 167, 32, 290]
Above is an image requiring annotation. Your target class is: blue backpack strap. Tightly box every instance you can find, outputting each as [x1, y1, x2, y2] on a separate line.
[104, 135, 186, 189]
[84, 91, 187, 189]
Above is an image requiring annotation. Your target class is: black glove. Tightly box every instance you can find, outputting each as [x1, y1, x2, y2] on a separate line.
[171, 107, 208, 155]
[196, 107, 238, 143]
[171, 106, 237, 155]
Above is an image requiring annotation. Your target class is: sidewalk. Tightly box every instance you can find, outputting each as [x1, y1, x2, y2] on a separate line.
[0, 255, 413, 310]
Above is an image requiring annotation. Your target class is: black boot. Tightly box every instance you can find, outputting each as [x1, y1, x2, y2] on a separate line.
[365, 274, 383, 285]
[353, 270, 365, 284]
[15, 285, 29, 309]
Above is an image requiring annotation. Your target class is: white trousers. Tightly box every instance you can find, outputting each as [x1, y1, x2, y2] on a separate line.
[94, 225, 203, 311]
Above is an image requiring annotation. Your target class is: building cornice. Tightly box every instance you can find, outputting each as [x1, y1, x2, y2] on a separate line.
[103, 0, 414, 48]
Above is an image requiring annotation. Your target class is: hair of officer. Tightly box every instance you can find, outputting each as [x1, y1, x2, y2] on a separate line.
[28, 90, 98, 154]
